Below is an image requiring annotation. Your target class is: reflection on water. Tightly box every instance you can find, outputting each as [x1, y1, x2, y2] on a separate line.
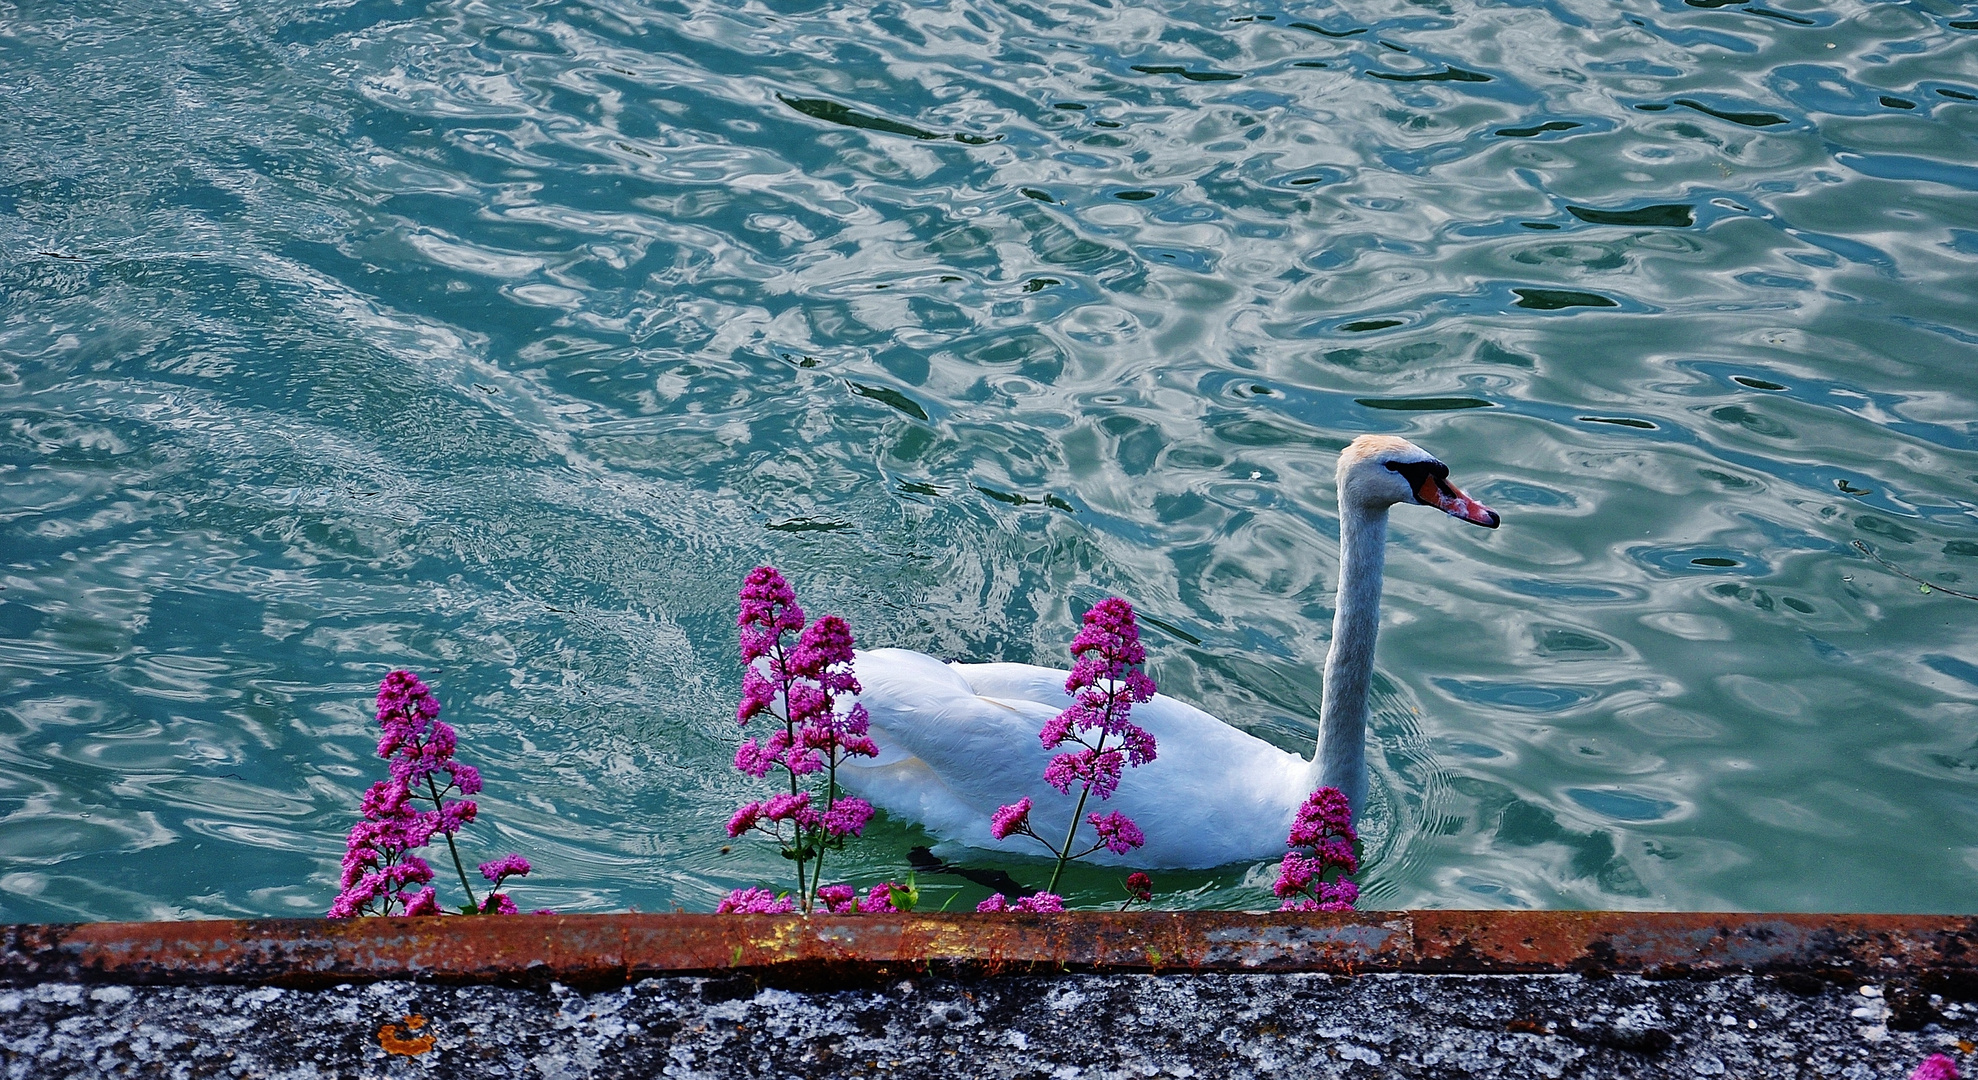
[2, 0, 1976, 918]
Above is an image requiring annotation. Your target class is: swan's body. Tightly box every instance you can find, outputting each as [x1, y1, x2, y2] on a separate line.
[841, 435, 1499, 869]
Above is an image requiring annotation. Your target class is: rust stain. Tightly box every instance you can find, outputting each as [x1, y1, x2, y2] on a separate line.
[2, 912, 1974, 988]
[378, 1013, 435, 1056]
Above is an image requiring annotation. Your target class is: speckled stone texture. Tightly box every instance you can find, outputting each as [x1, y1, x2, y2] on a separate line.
[2, 973, 1972, 1079]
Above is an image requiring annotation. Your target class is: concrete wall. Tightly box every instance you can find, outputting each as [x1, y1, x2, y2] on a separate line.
[4, 971, 1973, 1078]
[4, 912, 1974, 1078]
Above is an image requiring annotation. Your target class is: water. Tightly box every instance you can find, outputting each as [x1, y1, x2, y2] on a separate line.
[2, 0, 1975, 921]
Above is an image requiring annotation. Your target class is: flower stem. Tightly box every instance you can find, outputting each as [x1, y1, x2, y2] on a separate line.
[426, 774, 478, 912]
[1047, 693, 1122, 895]
[1046, 730, 1106, 895]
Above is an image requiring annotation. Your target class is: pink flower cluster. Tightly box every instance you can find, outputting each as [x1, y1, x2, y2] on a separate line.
[328, 671, 544, 918]
[478, 854, 536, 915]
[986, 597, 1159, 904]
[1088, 811, 1145, 855]
[723, 567, 889, 914]
[816, 882, 904, 914]
[734, 568, 879, 787]
[329, 774, 439, 918]
[717, 887, 795, 914]
[990, 797, 1032, 840]
[1037, 597, 1158, 800]
[719, 880, 904, 915]
[976, 892, 1065, 912]
[1273, 787, 1359, 912]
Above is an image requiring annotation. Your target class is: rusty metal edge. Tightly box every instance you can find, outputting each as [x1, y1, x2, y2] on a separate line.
[3, 912, 1974, 989]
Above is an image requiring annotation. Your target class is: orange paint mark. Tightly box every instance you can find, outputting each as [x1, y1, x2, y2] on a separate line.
[378, 1014, 436, 1056]
[1958, 1040, 1975, 1055]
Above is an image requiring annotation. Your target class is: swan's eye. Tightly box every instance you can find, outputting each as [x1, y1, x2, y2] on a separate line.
[1385, 460, 1450, 504]
[1384, 459, 1449, 480]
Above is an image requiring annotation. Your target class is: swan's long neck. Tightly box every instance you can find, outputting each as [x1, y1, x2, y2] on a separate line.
[1316, 500, 1388, 816]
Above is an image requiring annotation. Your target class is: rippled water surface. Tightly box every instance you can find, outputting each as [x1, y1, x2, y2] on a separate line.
[4, 0, 1977, 919]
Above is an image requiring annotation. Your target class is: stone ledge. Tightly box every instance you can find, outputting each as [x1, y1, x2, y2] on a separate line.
[3, 914, 1975, 1078]
[3, 912, 1975, 988]
[3, 970, 1974, 1079]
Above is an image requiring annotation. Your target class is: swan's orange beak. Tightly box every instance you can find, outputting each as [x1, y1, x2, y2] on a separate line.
[1416, 475, 1500, 529]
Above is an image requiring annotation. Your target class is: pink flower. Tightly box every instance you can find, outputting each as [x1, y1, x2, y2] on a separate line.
[1088, 811, 1145, 855]
[790, 615, 859, 686]
[838, 734, 881, 759]
[737, 566, 804, 647]
[1125, 872, 1153, 902]
[762, 791, 818, 827]
[990, 798, 1033, 840]
[1310, 837, 1359, 875]
[1288, 787, 1354, 846]
[1038, 709, 1075, 749]
[784, 745, 825, 776]
[1274, 853, 1320, 896]
[1912, 1056, 1960, 1080]
[334, 671, 543, 918]
[718, 887, 796, 914]
[330, 772, 440, 919]
[1069, 598, 1147, 669]
[727, 801, 764, 837]
[1275, 785, 1359, 913]
[976, 892, 1064, 913]
[1118, 723, 1157, 767]
[762, 791, 808, 818]
[435, 798, 477, 836]
[737, 668, 778, 724]
[447, 762, 483, 797]
[862, 882, 900, 913]
[816, 884, 859, 914]
[479, 854, 531, 884]
[734, 739, 775, 779]
[401, 888, 440, 917]
[821, 797, 874, 837]
[1044, 747, 1123, 798]
[786, 682, 830, 728]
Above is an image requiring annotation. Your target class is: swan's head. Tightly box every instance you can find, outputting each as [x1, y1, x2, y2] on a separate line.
[1337, 435, 1500, 528]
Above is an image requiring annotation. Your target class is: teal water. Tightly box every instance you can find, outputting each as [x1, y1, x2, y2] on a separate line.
[2, 0, 1976, 920]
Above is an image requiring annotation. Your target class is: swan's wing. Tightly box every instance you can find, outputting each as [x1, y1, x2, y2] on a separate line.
[844, 649, 1059, 821]
[837, 757, 990, 845]
[846, 649, 967, 767]
[950, 662, 1076, 710]
[959, 659, 1306, 771]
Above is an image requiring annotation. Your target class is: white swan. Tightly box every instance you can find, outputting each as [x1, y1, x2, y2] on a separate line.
[841, 435, 1500, 869]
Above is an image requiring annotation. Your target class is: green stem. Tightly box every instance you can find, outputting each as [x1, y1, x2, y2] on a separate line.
[427, 774, 478, 912]
[791, 822, 807, 909]
[808, 762, 840, 914]
[1046, 782, 1093, 895]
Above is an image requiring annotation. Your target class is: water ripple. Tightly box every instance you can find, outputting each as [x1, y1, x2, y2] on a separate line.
[2, 0, 1975, 918]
